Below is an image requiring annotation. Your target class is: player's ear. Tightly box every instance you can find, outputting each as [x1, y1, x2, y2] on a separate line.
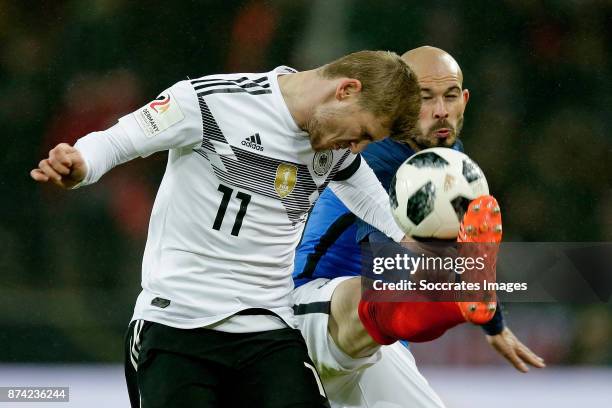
[335, 79, 362, 101]
[462, 89, 470, 106]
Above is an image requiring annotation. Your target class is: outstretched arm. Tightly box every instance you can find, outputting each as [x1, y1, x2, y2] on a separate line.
[30, 121, 140, 189]
[31, 79, 202, 189]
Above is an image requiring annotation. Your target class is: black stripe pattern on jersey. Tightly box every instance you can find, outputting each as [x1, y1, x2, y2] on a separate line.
[333, 154, 361, 181]
[198, 97, 226, 144]
[192, 98, 351, 225]
[317, 150, 351, 195]
[192, 76, 271, 97]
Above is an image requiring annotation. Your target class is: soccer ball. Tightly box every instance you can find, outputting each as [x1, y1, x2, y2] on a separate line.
[389, 148, 489, 239]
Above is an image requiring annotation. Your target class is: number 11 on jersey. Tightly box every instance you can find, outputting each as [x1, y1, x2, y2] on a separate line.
[212, 184, 251, 236]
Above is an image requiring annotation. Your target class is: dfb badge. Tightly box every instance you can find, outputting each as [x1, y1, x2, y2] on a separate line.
[312, 150, 333, 176]
[275, 163, 297, 198]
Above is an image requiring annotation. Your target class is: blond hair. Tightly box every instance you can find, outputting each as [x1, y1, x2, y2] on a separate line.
[320, 50, 421, 141]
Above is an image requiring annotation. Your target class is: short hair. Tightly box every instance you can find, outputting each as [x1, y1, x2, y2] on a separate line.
[320, 50, 421, 141]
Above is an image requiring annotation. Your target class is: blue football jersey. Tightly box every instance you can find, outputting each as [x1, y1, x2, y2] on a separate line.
[293, 138, 464, 287]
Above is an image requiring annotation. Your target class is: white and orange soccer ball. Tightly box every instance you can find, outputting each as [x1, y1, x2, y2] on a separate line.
[389, 148, 489, 238]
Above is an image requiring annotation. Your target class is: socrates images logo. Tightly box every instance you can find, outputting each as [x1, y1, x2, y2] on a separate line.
[149, 94, 172, 113]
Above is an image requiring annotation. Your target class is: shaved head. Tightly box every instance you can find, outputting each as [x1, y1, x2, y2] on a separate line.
[399, 46, 469, 150]
[401, 46, 463, 86]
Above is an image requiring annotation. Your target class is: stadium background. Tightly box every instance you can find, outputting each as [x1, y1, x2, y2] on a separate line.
[2, 0, 611, 406]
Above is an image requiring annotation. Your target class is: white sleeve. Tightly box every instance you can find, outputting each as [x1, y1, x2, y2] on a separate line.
[329, 158, 405, 242]
[73, 123, 139, 186]
[116, 79, 203, 156]
[73, 79, 203, 186]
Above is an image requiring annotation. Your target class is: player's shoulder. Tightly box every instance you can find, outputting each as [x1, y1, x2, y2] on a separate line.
[184, 66, 297, 99]
[362, 138, 415, 169]
[363, 138, 411, 157]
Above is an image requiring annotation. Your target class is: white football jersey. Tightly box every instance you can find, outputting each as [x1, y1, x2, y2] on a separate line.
[117, 67, 365, 329]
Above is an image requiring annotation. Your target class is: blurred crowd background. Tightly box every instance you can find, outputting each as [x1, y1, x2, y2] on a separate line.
[2, 0, 611, 368]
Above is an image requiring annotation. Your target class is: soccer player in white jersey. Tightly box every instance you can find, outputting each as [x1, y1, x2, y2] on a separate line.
[292, 47, 545, 407]
[30, 51, 421, 408]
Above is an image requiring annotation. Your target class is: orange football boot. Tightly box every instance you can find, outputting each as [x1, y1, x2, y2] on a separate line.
[456, 195, 502, 324]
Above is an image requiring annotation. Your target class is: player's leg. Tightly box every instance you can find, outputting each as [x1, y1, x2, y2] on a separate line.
[329, 276, 382, 358]
[124, 320, 143, 408]
[301, 276, 451, 358]
[293, 277, 447, 408]
[358, 297, 467, 344]
[130, 321, 226, 408]
[322, 278, 447, 407]
[233, 327, 330, 408]
[357, 343, 446, 408]
[316, 276, 469, 353]
[138, 350, 223, 407]
[129, 318, 330, 408]
[290, 197, 502, 407]
[293, 277, 381, 407]
[358, 195, 503, 345]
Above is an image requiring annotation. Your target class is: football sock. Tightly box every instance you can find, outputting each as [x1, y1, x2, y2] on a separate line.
[358, 297, 467, 344]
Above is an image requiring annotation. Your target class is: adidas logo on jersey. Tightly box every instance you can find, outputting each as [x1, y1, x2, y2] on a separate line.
[241, 133, 264, 151]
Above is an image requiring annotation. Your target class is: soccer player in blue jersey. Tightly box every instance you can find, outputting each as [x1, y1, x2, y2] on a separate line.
[292, 46, 545, 407]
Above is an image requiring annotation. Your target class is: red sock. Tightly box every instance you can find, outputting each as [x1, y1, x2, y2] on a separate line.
[358, 297, 467, 344]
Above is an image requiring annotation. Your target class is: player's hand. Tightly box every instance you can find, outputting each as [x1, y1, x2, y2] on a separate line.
[486, 327, 546, 373]
[30, 143, 87, 189]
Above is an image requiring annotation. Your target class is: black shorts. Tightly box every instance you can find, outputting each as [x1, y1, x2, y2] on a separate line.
[124, 319, 330, 408]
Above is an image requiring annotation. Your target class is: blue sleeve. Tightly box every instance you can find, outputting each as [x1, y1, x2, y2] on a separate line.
[293, 188, 363, 287]
[367, 228, 396, 244]
[361, 139, 408, 191]
[355, 218, 380, 243]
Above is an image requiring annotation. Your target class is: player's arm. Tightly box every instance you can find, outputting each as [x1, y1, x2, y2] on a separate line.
[31, 80, 203, 188]
[328, 155, 405, 243]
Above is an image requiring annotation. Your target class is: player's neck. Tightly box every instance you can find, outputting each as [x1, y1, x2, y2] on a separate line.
[278, 69, 334, 131]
